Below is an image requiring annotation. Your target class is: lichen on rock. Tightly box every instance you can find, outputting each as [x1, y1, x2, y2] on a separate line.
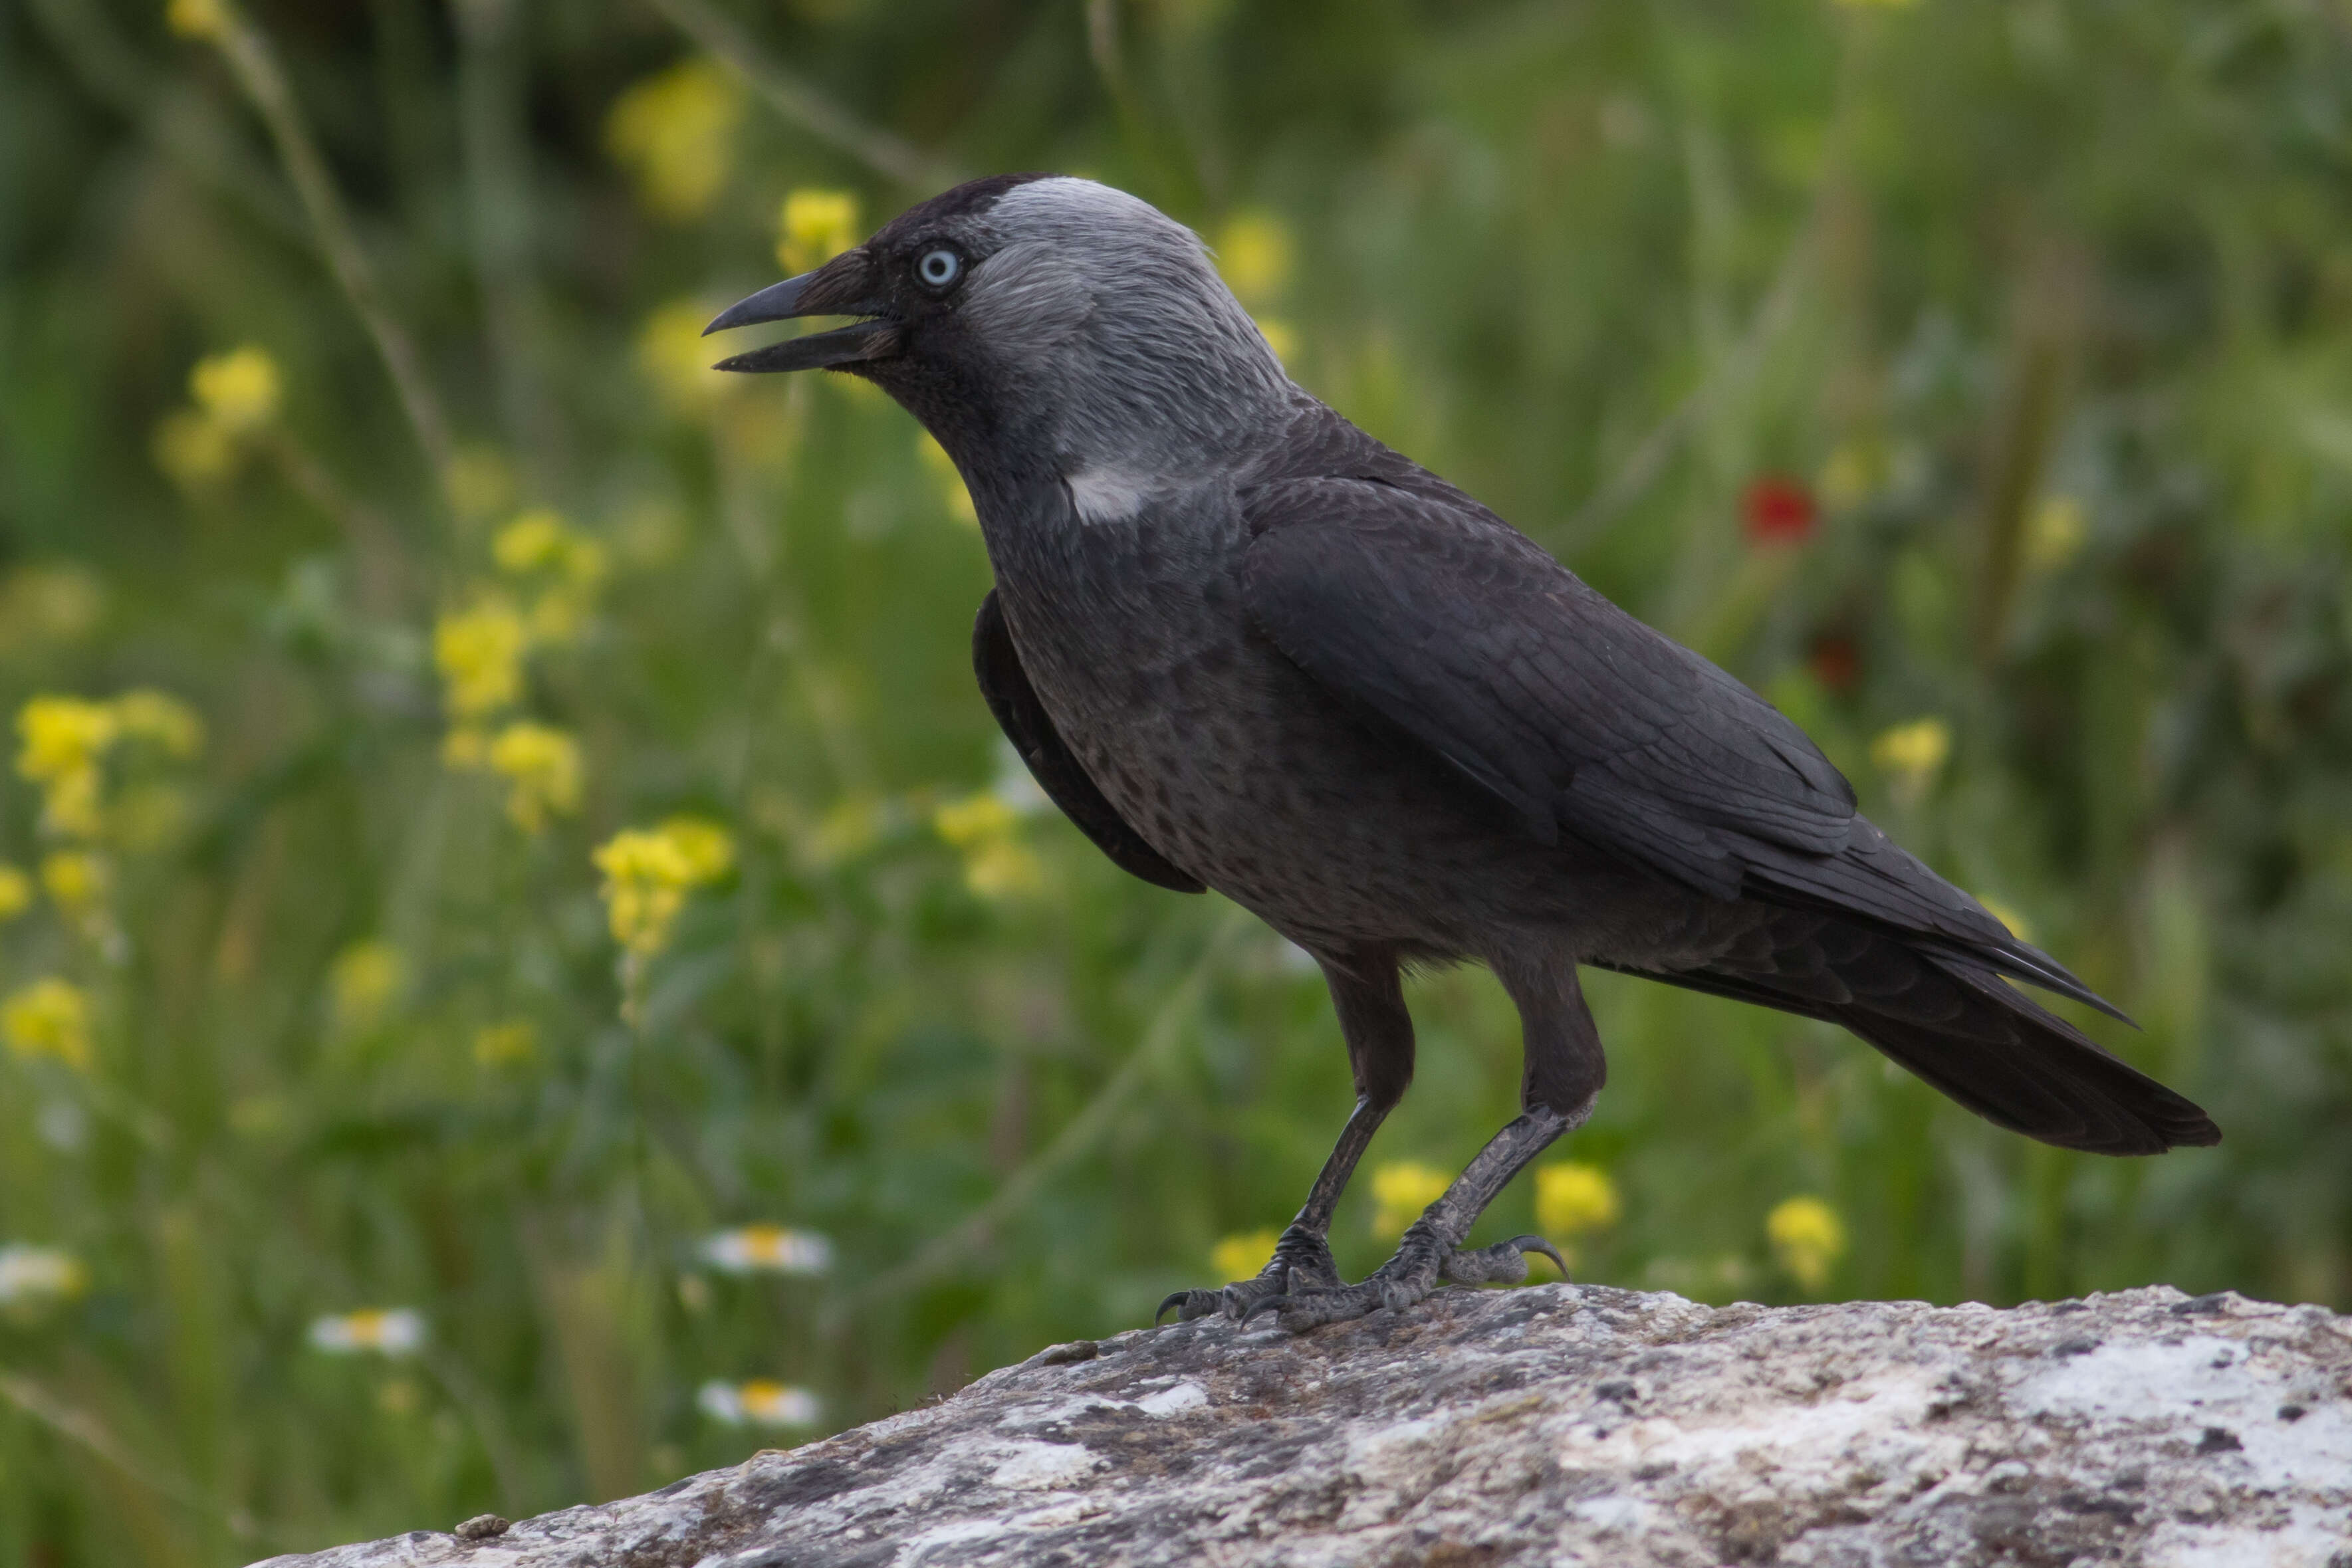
[252, 1283, 2352, 1567]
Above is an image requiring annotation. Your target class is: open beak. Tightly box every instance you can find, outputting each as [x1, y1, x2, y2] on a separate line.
[702, 250, 900, 373]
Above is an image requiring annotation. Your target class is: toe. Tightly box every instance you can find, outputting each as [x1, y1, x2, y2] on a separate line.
[1439, 1233, 1568, 1286]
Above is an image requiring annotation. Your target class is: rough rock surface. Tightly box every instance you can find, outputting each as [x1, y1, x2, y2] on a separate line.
[257, 1283, 2352, 1567]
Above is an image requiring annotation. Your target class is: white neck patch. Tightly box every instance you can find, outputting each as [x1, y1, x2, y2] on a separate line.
[1064, 465, 1159, 525]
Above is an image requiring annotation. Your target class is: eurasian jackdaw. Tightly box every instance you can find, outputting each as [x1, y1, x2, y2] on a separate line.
[706, 174, 2218, 1333]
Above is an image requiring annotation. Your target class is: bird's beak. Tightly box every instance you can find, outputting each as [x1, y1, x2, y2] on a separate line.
[702, 249, 900, 373]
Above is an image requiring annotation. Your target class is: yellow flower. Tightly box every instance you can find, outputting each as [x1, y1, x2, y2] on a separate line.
[933, 793, 1042, 899]
[1369, 1161, 1451, 1240]
[487, 723, 582, 833]
[638, 298, 733, 417]
[441, 726, 489, 768]
[917, 434, 977, 525]
[0, 1244, 88, 1307]
[492, 510, 569, 573]
[1211, 1229, 1280, 1283]
[658, 817, 736, 883]
[604, 58, 743, 222]
[164, 0, 227, 43]
[1976, 895, 2034, 946]
[17, 697, 119, 840]
[39, 851, 107, 919]
[472, 1020, 537, 1067]
[1766, 1195, 1847, 1292]
[152, 409, 239, 490]
[2026, 495, 2087, 572]
[697, 1379, 820, 1428]
[433, 599, 529, 721]
[777, 189, 862, 275]
[1869, 717, 1950, 800]
[329, 941, 404, 1033]
[594, 820, 733, 955]
[1535, 1162, 1621, 1238]
[1254, 317, 1300, 366]
[111, 690, 205, 758]
[3, 978, 93, 1070]
[0, 865, 31, 922]
[189, 346, 282, 434]
[1214, 210, 1294, 306]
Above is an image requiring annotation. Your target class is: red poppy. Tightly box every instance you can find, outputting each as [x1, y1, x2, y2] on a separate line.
[1742, 475, 1816, 546]
[1808, 633, 1859, 693]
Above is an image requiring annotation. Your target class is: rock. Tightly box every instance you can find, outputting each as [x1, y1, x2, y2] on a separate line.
[251, 1283, 2352, 1567]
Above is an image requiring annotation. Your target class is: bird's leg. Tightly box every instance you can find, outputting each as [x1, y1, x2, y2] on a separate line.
[1155, 945, 1413, 1325]
[1246, 954, 1603, 1333]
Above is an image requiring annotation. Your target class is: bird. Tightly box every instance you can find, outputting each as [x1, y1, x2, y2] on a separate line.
[704, 173, 2219, 1333]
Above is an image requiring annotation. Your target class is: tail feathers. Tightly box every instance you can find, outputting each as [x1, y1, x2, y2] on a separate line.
[1615, 916, 2218, 1155]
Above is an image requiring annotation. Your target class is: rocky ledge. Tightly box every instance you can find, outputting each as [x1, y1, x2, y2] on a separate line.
[257, 1282, 2352, 1567]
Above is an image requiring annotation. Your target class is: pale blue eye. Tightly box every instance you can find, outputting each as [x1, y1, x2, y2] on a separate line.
[917, 248, 961, 288]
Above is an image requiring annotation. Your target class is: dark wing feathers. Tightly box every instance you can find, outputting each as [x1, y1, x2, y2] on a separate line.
[973, 592, 1204, 895]
[1241, 477, 1855, 898]
[1238, 475, 2124, 1020]
[1599, 909, 2216, 1154]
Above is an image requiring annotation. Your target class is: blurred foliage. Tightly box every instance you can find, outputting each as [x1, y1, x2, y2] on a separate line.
[2, 0, 2351, 1558]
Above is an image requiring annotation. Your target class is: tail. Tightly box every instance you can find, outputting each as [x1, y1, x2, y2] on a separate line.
[1609, 912, 2219, 1156]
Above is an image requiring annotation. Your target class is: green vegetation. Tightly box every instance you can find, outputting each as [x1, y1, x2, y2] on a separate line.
[3, 0, 2349, 1559]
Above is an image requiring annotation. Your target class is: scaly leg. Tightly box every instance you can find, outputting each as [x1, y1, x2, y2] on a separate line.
[1244, 949, 1602, 1333]
[1156, 945, 1414, 1323]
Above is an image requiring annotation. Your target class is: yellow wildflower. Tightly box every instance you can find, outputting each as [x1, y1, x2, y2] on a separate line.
[777, 189, 862, 274]
[473, 1020, 537, 1067]
[39, 851, 107, 920]
[1254, 317, 1300, 366]
[1976, 895, 2034, 946]
[1215, 210, 1294, 306]
[152, 409, 239, 490]
[17, 697, 118, 840]
[1211, 1229, 1280, 1283]
[1869, 717, 1950, 800]
[2, 978, 93, 1070]
[638, 298, 733, 417]
[2026, 495, 2087, 572]
[1369, 1161, 1451, 1240]
[0, 1244, 88, 1307]
[594, 820, 733, 956]
[917, 433, 978, 525]
[0, 865, 31, 922]
[658, 817, 736, 883]
[1766, 1195, 1847, 1292]
[189, 346, 281, 434]
[604, 58, 743, 222]
[441, 726, 490, 768]
[1535, 1162, 1621, 1238]
[165, 0, 227, 43]
[433, 599, 529, 721]
[933, 792, 1042, 899]
[329, 941, 404, 1033]
[112, 690, 205, 758]
[493, 510, 569, 573]
[487, 723, 582, 833]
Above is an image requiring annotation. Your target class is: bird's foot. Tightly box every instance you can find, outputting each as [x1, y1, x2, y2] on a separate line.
[1238, 1226, 1565, 1334]
[1155, 1226, 1344, 1324]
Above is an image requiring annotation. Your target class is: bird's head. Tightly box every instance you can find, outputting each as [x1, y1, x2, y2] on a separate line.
[705, 175, 1294, 491]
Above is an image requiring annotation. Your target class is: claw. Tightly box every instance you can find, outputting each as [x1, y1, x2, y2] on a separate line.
[1508, 1234, 1570, 1278]
[1153, 1290, 1191, 1325]
[1238, 1292, 1292, 1325]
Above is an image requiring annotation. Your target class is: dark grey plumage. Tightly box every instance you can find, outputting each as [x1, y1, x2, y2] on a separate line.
[708, 174, 2218, 1331]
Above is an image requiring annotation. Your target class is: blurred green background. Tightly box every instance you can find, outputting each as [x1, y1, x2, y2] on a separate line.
[3, 0, 2350, 1558]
